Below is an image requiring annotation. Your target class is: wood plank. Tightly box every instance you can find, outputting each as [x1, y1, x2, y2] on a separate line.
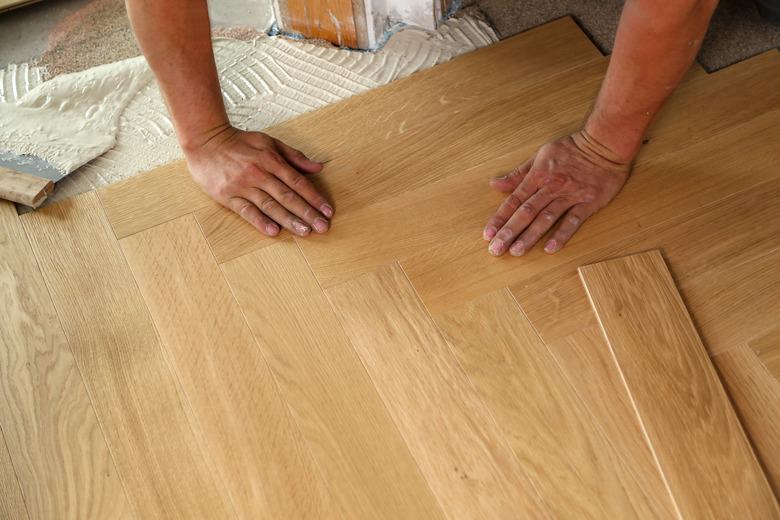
[0, 425, 28, 520]
[435, 290, 671, 518]
[193, 201, 284, 263]
[513, 175, 780, 346]
[20, 192, 235, 519]
[579, 250, 778, 518]
[714, 344, 780, 494]
[326, 265, 549, 519]
[282, 0, 358, 47]
[221, 242, 444, 520]
[402, 59, 780, 314]
[120, 215, 336, 519]
[542, 327, 674, 514]
[98, 18, 603, 243]
[0, 200, 132, 519]
[98, 161, 212, 239]
[750, 327, 780, 382]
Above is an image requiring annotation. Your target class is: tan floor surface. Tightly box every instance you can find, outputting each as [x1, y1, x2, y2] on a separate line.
[2, 17, 779, 518]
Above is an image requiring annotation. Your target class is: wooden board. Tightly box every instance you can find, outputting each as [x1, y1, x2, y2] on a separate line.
[0, 426, 28, 520]
[435, 290, 672, 518]
[221, 242, 443, 519]
[750, 327, 780, 382]
[579, 250, 778, 518]
[120, 215, 336, 519]
[20, 192, 234, 519]
[326, 266, 549, 518]
[714, 344, 780, 494]
[0, 201, 131, 519]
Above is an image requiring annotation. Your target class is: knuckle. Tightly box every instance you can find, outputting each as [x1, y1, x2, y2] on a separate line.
[505, 193, 523, 208]
[290, 174, 308, 189]
[519, 202, 536, 217]
[259, 197, 277, 213]
[567, 213, 582, 227]
[539, 209, 557, 222]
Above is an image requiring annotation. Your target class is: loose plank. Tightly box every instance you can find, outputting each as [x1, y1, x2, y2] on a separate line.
[0, 426, 28, 520]
[222, 242, 443, 520]
[436, 290, 670, 518]
[714, 344, 780, 494]
[579, 250, 778, 518]
[0, 200, 131, 519]
[326, 265, 549, 519]
[21, 192, 234, 519]
[120, 215, 336, 519]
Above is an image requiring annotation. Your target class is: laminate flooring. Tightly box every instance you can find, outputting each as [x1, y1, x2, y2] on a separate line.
[2, 17, 779, 518]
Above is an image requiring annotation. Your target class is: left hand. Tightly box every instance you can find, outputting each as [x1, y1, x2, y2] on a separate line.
[483, 130, 631, 256]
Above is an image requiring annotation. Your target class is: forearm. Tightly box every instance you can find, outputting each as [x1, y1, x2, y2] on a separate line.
[125, 0, 227, 150]
[586, 0, 718, 162]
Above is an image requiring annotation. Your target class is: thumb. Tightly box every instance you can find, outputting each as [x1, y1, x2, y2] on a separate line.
[489, 158, 533, 192]
[276, 140, 323, 174]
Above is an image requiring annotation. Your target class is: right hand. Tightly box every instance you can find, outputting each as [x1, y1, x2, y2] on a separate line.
[184, 124, 333, 237]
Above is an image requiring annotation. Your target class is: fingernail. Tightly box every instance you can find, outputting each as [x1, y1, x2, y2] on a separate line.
[321, 204, 333, 218]
[266, 223, 279, 236]
[483, 225, 496, 240]
[544, 240, 557, 253]
[493, 175, 508, 181]
[292, 220, 310, 235]
[510, 243, 526, 256]
[313, 218, 328, 233]
[488, 239, 504, 256]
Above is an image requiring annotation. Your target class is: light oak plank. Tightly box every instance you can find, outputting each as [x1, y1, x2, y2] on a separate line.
[120, 215, 337, 519]
[714, 343, 780, 494]
[750, 327, 780, 382]
[0, 425, 28, 520]
[221, 242, 444, 520]
[403, 60, 780, 314]
[98, 19, 603, 243]
[0, 200, 132, 519]
[513, 176, 780, 346]
[98, 161, 212, 239]
[543, 327, 674, 515]
[326, 265, 549, 519]
[435, 290, 671, 518]
[20, 192, 234, 519]
[579, 250, 778, 518]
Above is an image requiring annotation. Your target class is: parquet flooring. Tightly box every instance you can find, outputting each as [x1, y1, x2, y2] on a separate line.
[2, 17, 779, 518]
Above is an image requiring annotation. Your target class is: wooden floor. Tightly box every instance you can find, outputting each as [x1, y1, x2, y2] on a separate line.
[1, 17, 779, 518]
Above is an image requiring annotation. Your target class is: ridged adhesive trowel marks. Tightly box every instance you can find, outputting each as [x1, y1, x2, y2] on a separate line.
[0, 150, 67, 208]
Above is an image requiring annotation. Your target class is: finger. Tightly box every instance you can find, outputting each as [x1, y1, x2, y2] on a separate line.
[483, 175, 541, 241]
[260, 175, 330, 234]
[266, 153, 334, 218]
[489, 190, 553, 256]
[544, 204, 595, 254]
[244, 188, 312, 237]
[226, 197, 280, 237]
[489, 157, 533, 193]
[509, 198, 571, 256]
[275, 140, 323, 174]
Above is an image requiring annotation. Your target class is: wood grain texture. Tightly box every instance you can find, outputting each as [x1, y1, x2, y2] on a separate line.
[282, 0, 358, 47]
[750, 327, 780, 382]
[120, 215, 336, 519]
[579, 250, 778, 518]
[714, 343, 780, 494]
[0, 425, 28, 520]
[98, 160, 212, 239]
[0, 200, 131, 519]
[326, 265, 549, 519]
[20, 192, 234, 519]
[0, 167, 54, 208]
[403, 57, 780, 314]
[222, 242, 443, 520]
[194, 201, 284, 263]
[435, 290, 670, 518]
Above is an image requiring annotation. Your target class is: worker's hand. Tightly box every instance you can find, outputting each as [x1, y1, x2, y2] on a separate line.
[483, 130, 631, 256]
[185, 124, 333, 237]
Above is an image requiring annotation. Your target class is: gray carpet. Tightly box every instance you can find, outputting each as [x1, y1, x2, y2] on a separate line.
[470, 0, 780, 71]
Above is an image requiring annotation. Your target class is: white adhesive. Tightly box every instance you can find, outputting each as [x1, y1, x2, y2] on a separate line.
[0, 16, 498, 204]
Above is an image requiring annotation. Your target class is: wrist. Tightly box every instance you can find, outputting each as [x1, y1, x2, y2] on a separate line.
[584, 110, 647, 164]
[179, 120, 234, 155]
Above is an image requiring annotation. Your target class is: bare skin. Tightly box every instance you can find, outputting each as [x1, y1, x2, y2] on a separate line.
[125, 0, 717, 250]
[125, 0, 332, 237]
[484, 0, 719, 256]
